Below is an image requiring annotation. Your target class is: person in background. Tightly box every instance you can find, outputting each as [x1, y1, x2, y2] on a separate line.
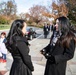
[5, 19, 34, 75]
[40, 16, 76, 75]
[0, 32, 7, 63]
[47, 24, 50, 34]
[43, 23, 49, 38]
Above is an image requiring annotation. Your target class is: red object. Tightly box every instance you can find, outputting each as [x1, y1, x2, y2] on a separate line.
[0, 59, 3, 63]
[0, 59, 6, 63]
[1, 32, 6, 35]
[3, 59, 7, 63]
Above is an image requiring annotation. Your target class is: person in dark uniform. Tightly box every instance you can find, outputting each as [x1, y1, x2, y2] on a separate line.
[47, 24, 50, 34]
[5, 19, 34, 75]
[40, 16, 76, 75]
[43, 23, 49, 38]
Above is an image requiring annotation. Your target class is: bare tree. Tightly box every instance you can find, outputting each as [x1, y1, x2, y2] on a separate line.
[19, 13, 26, 19]
[29, 5, 49, 24]
[0, 2, 6, 15]
[0, 1, 17, 19]
[50, 2, 68, 19]
[6, 1, 17, 16]
[64, 0, 76, 24]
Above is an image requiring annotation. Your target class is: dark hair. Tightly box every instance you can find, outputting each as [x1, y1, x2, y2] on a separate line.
[1, 32, 6, 35]
[7, 19, 25, 44]
[57, 16, 76, 47]
[5, 19, 26, 53]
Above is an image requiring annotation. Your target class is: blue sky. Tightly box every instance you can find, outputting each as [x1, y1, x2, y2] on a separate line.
[15, 0, 53, 14]
[0, 0, 58, 14]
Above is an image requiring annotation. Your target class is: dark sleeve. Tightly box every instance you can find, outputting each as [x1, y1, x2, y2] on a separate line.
[16, 41, 34, 71]
[54, 39, 75, 64]
[44, 44, 50, 53]
[44, 34, 53, 53]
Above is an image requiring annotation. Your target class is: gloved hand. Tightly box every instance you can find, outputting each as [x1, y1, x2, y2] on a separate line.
[45, 53, 55, 64]
[44, 53, 51, 59]
[40, 49, 46, 55]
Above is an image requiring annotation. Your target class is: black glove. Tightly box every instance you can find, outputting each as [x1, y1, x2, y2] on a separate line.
[44, 53, 51, 59]
[40, 49, 46, 55]
[45, 53, 55, 64]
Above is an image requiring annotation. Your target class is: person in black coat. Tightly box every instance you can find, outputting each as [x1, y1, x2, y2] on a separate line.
[40, 16, 76, 75]
[43, 23, 49, 38]
[5, 19, 34, 75]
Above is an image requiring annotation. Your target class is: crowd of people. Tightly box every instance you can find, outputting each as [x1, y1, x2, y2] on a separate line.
[43, 19, 59, 39]
[0, 16, 76, 75]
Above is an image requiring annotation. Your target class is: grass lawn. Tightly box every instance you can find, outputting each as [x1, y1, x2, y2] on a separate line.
[0, 24, 11, 30]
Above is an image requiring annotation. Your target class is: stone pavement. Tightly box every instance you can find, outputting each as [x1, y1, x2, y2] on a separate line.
[0, 32, 76, 75]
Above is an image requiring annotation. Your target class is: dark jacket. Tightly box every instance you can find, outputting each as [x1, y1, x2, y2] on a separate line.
[44, 38, 75, 75]
[9, 36, 34, 75]
[43, 25, 49, 35]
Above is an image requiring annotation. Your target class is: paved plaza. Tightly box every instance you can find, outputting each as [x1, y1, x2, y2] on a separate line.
[0, 32, 76, 75]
